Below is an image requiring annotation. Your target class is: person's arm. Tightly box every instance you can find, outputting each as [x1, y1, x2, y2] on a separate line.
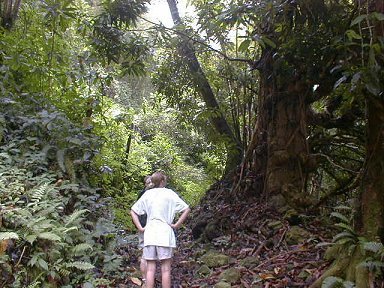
[130, 210, 145, 233]
[171, 207, 191, 229]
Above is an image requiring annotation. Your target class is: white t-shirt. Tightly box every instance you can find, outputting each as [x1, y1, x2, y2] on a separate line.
[131, 187, 189, 248]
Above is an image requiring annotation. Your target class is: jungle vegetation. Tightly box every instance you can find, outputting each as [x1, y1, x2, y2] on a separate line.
[0, 0, 383, 287]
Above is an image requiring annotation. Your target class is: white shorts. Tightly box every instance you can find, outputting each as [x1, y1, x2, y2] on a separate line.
[143, 246, 173, 260]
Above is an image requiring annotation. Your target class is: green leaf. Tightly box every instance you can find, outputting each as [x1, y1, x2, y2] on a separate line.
[0, 232, 19, 240]
[66, 261, 95, 270]
[372, 12, 384, 21]
[350, 14, 367, 26]
[345, 29, 362, 40]
[332, 231, 356, 243]
[238, 39, 251, 52]
[72, 243, 93, 255]
[38, 258, 49, 271]
[334, 75, 347, 89]
[65, 209, 88, 227]
[261, 36, 276, 48]
[334, 205, 352, 211]
[315, 242, 334, 248]
[363, 241, 383, 254]
[26, 234, 37, 244]
[38, 232, 61, 242]
[358, 260, 384, 270]
[330, 212, 349, 224]
[335, 223, 356, 234]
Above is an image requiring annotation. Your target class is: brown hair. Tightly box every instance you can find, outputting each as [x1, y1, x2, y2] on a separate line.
[151, 171, 166, 188]
[144, 176, 154, 189]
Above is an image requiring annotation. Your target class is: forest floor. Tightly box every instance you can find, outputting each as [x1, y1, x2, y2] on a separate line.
[116, 184, 335, 287]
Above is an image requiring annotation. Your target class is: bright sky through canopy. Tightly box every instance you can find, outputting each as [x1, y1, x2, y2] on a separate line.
[146, 0, 195, 27]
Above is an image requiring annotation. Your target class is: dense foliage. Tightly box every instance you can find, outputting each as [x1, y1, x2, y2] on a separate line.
[1, 0, 383, 286]
[0, 0, 219, 286]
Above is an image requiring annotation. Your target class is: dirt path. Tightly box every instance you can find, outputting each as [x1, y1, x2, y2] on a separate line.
[117, 199, 333, 287]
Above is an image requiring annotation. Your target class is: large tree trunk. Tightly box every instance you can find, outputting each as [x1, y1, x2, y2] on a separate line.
[232, 48, 313, 210]
[266, 83, 313, 208]
[357, 0, 384, 243]
[359, 95, 384, 237]
[166, 0, 242, 174]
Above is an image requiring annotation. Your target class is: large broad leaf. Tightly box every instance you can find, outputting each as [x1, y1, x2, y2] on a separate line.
[372, 12, 384, 21]
[38, 258, 49, 271]
[345, 29, 362, 40]
[350, 14, 367, 26]
[238, 39, 251, 52]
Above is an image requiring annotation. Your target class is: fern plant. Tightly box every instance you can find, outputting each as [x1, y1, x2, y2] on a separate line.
[357, 241, 384, 283]
[0, 179, 95, 287]
[321, 207, 384, 287]
[0, 110, 122, 286]
[330, 206, 359, 247]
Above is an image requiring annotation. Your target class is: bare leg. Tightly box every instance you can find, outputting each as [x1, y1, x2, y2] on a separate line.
[145, 260, 156, 288]
[160, 258, 172, 288]
[140, 256, 147, 281]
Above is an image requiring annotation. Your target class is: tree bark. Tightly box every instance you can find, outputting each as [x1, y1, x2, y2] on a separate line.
[166, 0, 242, 174]
[357, 46, 384, 242]
[232, 48, 313, 209]
[0, 0, 22, 29]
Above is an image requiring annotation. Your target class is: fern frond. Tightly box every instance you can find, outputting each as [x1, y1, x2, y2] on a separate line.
[71, 243, 93, 255]
[27, 281, 41, 288]
[65, 261, 95, 270]
[358, 260, 384, 271]
[332, 231, 357, 243]
[59, 268, 71, 277]
[334, 205, 352, 211]
[37, 232, 61, 242]
[330, 212, 350, 224]
[0, 232, 19, 240]
[334, 223, 356, 234]
[363, 241, 383, 254]
[316, 242, 334, 248]
[30, 183, 49, 203]
[27, 216, 51, 229]
[64, 209, 88, 227]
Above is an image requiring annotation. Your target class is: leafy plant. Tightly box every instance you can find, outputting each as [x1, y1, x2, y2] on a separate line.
[330, 206, 359, 247]
[322, 207, 384, 287]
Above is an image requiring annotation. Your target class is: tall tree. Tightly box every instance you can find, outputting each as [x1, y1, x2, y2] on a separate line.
[165, 0, 243, 174]
[358, 0, 384, 245]
[230, 0, 354, 209]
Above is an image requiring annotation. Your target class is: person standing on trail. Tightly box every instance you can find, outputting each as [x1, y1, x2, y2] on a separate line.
[136, 175, 154, 284]
[130, 171, 191, 288]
